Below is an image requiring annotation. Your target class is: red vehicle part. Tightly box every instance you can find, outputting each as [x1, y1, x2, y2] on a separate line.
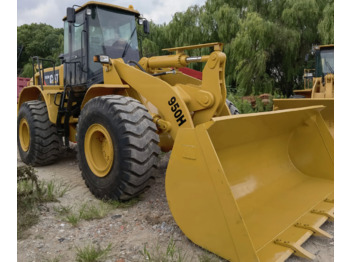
[178, 67, 202, 80]
[17, 77, 30, 102]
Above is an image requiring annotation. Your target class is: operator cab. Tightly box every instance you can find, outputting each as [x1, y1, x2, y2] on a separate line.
[63, 1, 149, 87]
[315, 44, 334, 77]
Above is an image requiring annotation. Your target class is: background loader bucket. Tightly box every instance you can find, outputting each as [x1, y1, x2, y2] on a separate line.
[273, 98, 334, 137]
[166, 106, 333, 262]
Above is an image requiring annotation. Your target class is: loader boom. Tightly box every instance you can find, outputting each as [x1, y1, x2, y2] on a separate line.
[95, 42, 229, 141]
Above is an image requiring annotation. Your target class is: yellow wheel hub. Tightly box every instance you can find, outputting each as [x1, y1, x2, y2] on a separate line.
[84, 124, 114, 177]
[19, 118, 30, 152]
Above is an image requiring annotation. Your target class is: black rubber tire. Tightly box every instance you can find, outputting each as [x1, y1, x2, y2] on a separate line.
[226, 99, 240, 115]
[76, 95, 160, 200]
[17, 100, 61, 166]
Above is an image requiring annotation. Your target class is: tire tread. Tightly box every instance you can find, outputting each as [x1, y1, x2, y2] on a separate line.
[77, 95, 160, 200]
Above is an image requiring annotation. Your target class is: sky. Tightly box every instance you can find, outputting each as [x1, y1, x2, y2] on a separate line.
[17, 0, 206, 28]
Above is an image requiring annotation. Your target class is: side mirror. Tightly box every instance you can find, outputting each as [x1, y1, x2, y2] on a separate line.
[59, 53, 65, 64]
[67, 7, 76, 23]
[143, 20, 150, 34]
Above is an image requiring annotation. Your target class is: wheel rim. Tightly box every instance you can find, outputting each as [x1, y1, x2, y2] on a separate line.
[19, 118, 30, 152]
[84, 124, 114, 178]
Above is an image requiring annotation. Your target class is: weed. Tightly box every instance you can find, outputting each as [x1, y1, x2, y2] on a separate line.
[198, 251, 223, 262]
[55, 194, 138, 227]
[39, 180, 71, 202]
[79, 202, 111, 220]
[17, 206, 39, 239]
[42, 180, 57, 201]
[75, 243, 112, 262]
[140, 238, 187, 262]
[65, 213, 81, 227]
[62, 201, 113, 226]
[17, 166, 70, 238]
[104, 197, 140, 208]
[141, 245, 152, 261]
[53, 204, 73, 216]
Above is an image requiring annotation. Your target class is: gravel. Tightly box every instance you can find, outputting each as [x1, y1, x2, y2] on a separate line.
[17, 147, 333, 262]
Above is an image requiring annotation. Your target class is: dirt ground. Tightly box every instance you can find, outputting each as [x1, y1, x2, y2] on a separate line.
[17, 147, 334, 262]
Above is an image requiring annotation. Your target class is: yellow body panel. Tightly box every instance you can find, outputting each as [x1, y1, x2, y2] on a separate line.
[18, 64, 65, 123]
[18, 85, 63, 124]
[274, 98, 334, 137]
[293, 89, 312, 98]
[166, 106, 333, 261]
[81, 84, 129, 108]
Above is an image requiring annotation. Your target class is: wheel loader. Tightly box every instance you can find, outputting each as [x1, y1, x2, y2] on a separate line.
[273, 44, 334, 137]
[17, 2, 334, 261]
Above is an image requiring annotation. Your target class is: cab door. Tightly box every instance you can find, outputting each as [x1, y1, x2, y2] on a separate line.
[63, 10, 88, 87]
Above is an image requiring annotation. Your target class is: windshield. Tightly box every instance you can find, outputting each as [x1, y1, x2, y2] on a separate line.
[320, 49, 334, 75]
[88, 6, 139, 76]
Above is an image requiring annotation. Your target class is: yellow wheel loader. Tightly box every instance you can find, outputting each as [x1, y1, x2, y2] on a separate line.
[274, 44, 334, 137]
[17, 2, 334, 261]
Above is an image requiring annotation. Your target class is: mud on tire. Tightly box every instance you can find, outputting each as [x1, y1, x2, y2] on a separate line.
[17, 100, 61, 166]
[77, 95, 160, 200]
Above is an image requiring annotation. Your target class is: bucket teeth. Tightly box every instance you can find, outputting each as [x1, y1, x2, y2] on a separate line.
[274, 239, 315, 260]
[258, 204, 333, 261]
[324, 193, 334, 203]
[311, 209, 334, 221]
[310, 200, 334, 221]
[294, 223, 332, 238]
[324, 198, 334, 203]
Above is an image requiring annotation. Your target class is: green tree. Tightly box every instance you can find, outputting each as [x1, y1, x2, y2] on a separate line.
[164, 6, 207, 71]
[204, 4, 241, 90]
[318, 2, 334, 44]
[166, 6, 203, 47]
[138, 22, 171, 57]
[17, 23, 64, 76]
[151, 0, 334, 96]
[232, 12, 275, 95]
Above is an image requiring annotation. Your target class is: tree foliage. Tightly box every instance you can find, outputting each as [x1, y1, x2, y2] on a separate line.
[17, 23, 63, 77]
[318, 2, 334, 44]
[17, 0, 333, 95]
[145, 0, 334, 96]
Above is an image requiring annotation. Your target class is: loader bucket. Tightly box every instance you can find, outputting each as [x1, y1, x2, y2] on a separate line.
[166, 106, 333, 262]
[273, 98, 334, 137]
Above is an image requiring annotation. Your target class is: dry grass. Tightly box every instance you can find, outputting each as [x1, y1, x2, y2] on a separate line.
[17, 166, 70, 239]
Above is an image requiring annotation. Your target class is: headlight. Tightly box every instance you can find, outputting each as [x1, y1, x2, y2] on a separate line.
[93, 55, 110, 64]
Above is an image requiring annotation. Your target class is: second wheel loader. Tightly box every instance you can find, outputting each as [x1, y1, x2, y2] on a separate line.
[274, 44, 334, 137]
[17, 2, 334, 261]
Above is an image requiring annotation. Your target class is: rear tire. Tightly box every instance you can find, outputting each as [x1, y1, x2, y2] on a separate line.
[17, 100, 61, 166]
[226, 99, 240, 115]
[77, 95, 160, 200]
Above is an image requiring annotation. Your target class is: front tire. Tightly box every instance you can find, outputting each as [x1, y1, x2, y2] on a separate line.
[77, 95, 160, 200]
[17, 101, 61, 166]
[226, 99, 240, 115]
